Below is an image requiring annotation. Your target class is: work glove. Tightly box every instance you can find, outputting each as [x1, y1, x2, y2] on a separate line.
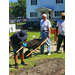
[13, 48, 16, 53]
[23, 43, 27, 47]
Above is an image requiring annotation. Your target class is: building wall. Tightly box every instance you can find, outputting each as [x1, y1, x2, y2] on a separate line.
[26, 0, 65, 21]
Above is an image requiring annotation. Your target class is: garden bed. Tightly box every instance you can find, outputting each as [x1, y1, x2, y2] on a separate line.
[9, 58, 65, 75]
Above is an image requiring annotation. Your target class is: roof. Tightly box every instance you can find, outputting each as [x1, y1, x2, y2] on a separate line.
[36, 7, 53, 11]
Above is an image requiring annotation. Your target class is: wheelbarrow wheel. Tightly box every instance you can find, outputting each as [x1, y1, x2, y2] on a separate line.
[24, 50, 32, 59]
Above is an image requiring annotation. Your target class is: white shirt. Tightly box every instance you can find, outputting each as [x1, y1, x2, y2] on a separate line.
[56, 19, 65, 35]
[40, 19, 51, 30]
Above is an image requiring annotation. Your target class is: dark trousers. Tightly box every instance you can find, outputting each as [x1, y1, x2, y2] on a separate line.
[57, 34, 65, 52]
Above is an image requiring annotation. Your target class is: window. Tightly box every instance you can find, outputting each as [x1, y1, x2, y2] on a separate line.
[30, 12, 37, 17]
[55, 11, 64, 16]
[56, 0, 63, 4]
[31, 0, 37, 5]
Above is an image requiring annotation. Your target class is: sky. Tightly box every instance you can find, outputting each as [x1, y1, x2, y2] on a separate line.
[9, 0, 17, 2]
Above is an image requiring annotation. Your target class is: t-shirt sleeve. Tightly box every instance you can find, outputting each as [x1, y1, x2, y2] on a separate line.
[56, 21, 59, 27]
[48, 20, 51, 27]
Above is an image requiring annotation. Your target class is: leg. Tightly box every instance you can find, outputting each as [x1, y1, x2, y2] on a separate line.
[41, 43, 45, 54]
[46, 39, 51, 53]
[40, 31, 45, 54]
[63, 36, 65, 52]
[44, 31, 51, 54]
[14, 55, 18, 64]
[19, 45, 27, 65]
[57, 34, 63, 51]
[20, 54, 24, 62]
[13, 45, 19, 69]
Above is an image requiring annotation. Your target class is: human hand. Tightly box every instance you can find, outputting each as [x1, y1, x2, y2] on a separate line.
[23, 43, 27, 47]
[48, 34, 51, 38]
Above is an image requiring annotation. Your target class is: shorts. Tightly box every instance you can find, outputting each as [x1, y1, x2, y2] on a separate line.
[14, 44, 24, 55]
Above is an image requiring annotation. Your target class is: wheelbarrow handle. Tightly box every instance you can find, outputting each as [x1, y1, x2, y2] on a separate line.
[9, 46, 24, 59]
[26, 38, 48, 57]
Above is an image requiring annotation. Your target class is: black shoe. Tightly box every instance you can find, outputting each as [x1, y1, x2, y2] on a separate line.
[21, 61, 27, 66]
[54, 50, 58, 53]
[15, 63, 19, 69]
[63, 50, 65, 53]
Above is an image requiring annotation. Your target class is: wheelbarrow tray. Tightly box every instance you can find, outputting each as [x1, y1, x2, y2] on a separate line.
[26, 39, 44, 49]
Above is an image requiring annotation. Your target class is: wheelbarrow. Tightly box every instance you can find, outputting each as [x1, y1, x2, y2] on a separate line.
[24, 39, 44, 58]
[9, 38, 48, 59]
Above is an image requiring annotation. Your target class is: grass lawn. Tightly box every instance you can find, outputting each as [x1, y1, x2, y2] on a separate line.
[9, 31, 55, 41]
[9, 53, 65, 71]
[9, 22, 26, 28]
[9, 31, 65, 71]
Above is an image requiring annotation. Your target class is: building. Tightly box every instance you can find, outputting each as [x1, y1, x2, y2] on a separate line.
[26, 0, 65, 22]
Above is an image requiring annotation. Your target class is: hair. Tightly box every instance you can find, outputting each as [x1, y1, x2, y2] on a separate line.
[42, 13, 47, 17]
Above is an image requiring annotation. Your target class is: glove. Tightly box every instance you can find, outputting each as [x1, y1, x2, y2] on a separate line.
[13, 48, 16, 53]
[23, 43, 26, 47]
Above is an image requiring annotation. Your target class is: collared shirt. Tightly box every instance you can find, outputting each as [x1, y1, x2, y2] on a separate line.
[56, 19, 65, 36]
[40, 19, 51, 30]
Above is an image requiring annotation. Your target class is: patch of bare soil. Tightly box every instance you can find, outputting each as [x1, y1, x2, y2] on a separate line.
[9, 58, 65, 75]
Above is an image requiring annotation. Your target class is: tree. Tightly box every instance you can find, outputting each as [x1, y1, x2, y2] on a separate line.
[13, 0, 26, 17]
[9, 2, 18, 17]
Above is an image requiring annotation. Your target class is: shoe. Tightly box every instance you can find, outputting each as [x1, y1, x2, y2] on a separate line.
[54, 50, 58, 53]
[15, 63, 19, 69]
[21, 61, 28, 66]
[47, 53, 51, 55]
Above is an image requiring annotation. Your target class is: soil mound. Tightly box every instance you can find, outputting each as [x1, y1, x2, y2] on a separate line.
[9, 58, 65, 75]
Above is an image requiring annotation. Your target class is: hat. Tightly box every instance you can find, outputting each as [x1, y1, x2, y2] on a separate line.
[17, 30, 27, 40]
[60, 12, 65, 18]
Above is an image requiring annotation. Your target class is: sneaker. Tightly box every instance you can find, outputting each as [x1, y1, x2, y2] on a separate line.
[47, 53, 51, 55]
[15, 63, 19, 69]
[21, 61, 28, 66]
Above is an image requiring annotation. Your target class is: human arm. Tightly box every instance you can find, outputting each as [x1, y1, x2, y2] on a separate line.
[56, 26, 58, 36]
[48, 20, 51, 38]
[48, 27, 51, 38]
[23, 39, 27, 47]
[40, 21, 41, 37]
[56, 21, 59, 36]
[40, 26, 41, 37]
[10, 40, 16, 52]
[10, 40, 15, 49]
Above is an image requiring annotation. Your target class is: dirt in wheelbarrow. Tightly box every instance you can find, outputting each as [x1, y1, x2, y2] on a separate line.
[9, 58, 65, 75]
[26, 39, 43, 48]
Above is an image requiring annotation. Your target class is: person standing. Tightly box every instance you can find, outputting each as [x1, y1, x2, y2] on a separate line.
[56, 12, 65, 53]
[10, 30, 28, 69]
[40, 14, 51, 55]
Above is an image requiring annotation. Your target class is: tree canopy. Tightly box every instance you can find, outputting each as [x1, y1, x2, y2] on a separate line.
[9, 0, 26, 18]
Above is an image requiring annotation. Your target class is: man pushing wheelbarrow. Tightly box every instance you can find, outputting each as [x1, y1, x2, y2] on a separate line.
[10, 30, 49, 69]
[10, 30, 28, 69]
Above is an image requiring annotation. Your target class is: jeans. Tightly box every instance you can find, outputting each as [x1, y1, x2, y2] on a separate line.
[57, 34, 65, 51]
[40, 31, 51, 54]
